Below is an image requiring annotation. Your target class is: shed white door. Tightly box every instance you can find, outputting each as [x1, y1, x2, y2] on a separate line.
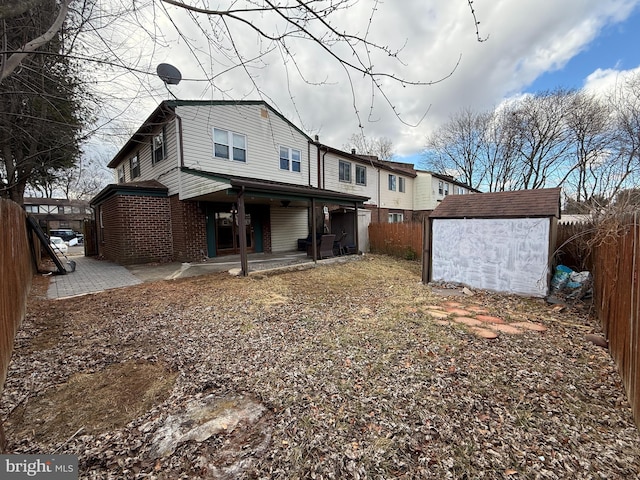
[431, 217, 550, 297]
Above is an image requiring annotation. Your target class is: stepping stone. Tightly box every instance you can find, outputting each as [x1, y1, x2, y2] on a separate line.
[475, 315, 505, 324]
[427, 310, 450, 319]
[511, 321, 547, 332]
[425, 305, 444, 310]
[470, 327, 499, 339]
[489, 324, 523, 335]
[445, 307, 472, 316]
[468, 306, 489, 313]
[444, 301, 463, 308]
[434, 319, 451, 326]
[453, 316, 483, 327]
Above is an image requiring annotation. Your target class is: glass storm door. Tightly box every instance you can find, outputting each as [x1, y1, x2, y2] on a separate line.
[215, 211, 254, 254]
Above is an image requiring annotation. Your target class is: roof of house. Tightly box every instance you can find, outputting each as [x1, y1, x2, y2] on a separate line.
[314, 145, 418, 177]
[429, 188, 561, 219]
[90, 180, 168, 207]
[414, 170, 481, 193]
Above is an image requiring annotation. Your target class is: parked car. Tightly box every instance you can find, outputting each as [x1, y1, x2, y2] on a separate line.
[49, 229, 76, 242]
[49, 236, 68, 254]
[73, 232, 84, 244]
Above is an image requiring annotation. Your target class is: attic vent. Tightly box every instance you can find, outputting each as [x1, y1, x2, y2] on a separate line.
[260, 108, 268, 118]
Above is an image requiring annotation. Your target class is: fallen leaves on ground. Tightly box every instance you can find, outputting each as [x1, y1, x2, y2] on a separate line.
[1, 255, 638, 479]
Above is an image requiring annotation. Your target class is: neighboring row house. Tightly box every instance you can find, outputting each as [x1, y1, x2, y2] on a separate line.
[23, 197, 92, 234]
[91, 100, 476, 266]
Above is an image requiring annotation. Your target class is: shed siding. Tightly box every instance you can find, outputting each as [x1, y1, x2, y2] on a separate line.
[431, 217, 550, 297]
[270, 207, 309, 253]
[176, 104, 316, 199]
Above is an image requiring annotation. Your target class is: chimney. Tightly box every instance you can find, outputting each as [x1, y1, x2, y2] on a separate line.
[351, 148, 356, 154]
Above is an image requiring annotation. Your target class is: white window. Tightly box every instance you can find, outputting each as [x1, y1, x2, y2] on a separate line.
[388, 174, 396, 191]
[214, 128, 246, 162]
[356, 165, 366, 186]
[389, 212, 404, 223]
[457, 187, 465, 194]
[25, 205, 38, 213]
[339, 160, 351, 182]
[40, 205, 58, 214]
[444, 183, 449, 196]
[117, 165, 125, 183]
[152, 128, 166, 164]
[280, 147, 301, 172]
[438, 180, 443, 195]
[130, 154, 140, 178]
[399, 177, 405, 193]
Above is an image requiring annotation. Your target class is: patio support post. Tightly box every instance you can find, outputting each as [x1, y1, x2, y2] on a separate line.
[353, 201, 359, 254]
[237, 187, 248, 276]
[311, 198, 318, 261]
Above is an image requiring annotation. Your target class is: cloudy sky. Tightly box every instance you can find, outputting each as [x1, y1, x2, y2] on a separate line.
[91, 0, 640, 166]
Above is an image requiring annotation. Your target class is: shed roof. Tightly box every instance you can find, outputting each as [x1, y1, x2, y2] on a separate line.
[430, 188, 561, 219]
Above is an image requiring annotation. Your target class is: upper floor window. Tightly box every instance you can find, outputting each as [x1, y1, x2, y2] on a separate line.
[117, 165, 125, 183]
[130, 154, 140, 179]
[214, 128, 246, 162]
[356, 165, 366, 186]
[24, 205, 38, 213]
[40, 205, 58, 214]
[280, 147, 301, 172]
[399, 177, 405, 193]
[444, 183, 449, 196]
[389, 212, 403, 223]
[339, 160, 351, 182]
[388, 174, 396, 191]
[457, 187, 465, 194]
[152, 128, 166, 165]
[438, 180, 443, 195]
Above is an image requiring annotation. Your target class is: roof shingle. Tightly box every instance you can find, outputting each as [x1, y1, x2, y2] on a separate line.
[430, 188, 561, 219]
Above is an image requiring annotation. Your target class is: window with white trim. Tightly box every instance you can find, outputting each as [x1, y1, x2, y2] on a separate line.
[399, 177, 405, 193]
[438, 180, 443, 195]
[356, 165, 366, 186]
[339, 160, 351, 182]
[130, 154, 140, 178]
[388, 174, 396, 191]
[214, 128, 247, 162]
[457, 186, 465, 194]
[389, 212, 404, 223]
[25, 205, 38, 213]
[152, 128, 166, 165]
[117, 165, 125, 183]
[280, 146, 301, 172]
[444, 183, 449, 195]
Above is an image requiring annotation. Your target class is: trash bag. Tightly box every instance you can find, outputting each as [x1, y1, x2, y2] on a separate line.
[550, 265, 573, 293]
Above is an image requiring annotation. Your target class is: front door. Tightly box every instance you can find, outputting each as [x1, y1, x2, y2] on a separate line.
[215, 211, 254, 255]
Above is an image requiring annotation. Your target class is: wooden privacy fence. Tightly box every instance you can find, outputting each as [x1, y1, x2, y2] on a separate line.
[0, 199, 36, 449]
[368, 221, 423, 260]
[587, 215, 640, 428]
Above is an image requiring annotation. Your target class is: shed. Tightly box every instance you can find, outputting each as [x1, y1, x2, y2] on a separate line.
[427, 188, 561, 297]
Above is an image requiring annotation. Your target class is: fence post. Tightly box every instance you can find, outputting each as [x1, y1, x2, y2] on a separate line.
[421, 216, 430, 284]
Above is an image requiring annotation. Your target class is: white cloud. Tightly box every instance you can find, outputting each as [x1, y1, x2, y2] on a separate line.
[87, 0, 640, 161]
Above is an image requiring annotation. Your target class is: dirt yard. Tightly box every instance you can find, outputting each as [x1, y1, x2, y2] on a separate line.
[2, 255, 639, 479]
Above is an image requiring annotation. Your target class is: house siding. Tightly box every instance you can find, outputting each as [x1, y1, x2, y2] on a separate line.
[322, 153, 378, 203]
[176, 104, 317, 199]
[270, 207, 309, 253]
[379, 172, 413, 212]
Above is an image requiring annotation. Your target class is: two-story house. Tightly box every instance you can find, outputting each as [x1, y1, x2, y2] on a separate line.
[90, 100, 369, 266]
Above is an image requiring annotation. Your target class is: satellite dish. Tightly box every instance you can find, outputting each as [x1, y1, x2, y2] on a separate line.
[156, 63, 182, 85]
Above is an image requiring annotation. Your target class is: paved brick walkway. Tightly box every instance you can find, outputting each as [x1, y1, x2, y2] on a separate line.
[47, 256, 142, 299]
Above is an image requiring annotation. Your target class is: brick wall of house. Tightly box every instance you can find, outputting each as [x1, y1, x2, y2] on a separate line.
[169, 196, 207, 262]
[101, 194, 173, 265]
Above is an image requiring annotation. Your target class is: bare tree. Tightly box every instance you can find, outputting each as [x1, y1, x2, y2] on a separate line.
[343, 133, 395, 161]
[423, 107, 489, 189]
